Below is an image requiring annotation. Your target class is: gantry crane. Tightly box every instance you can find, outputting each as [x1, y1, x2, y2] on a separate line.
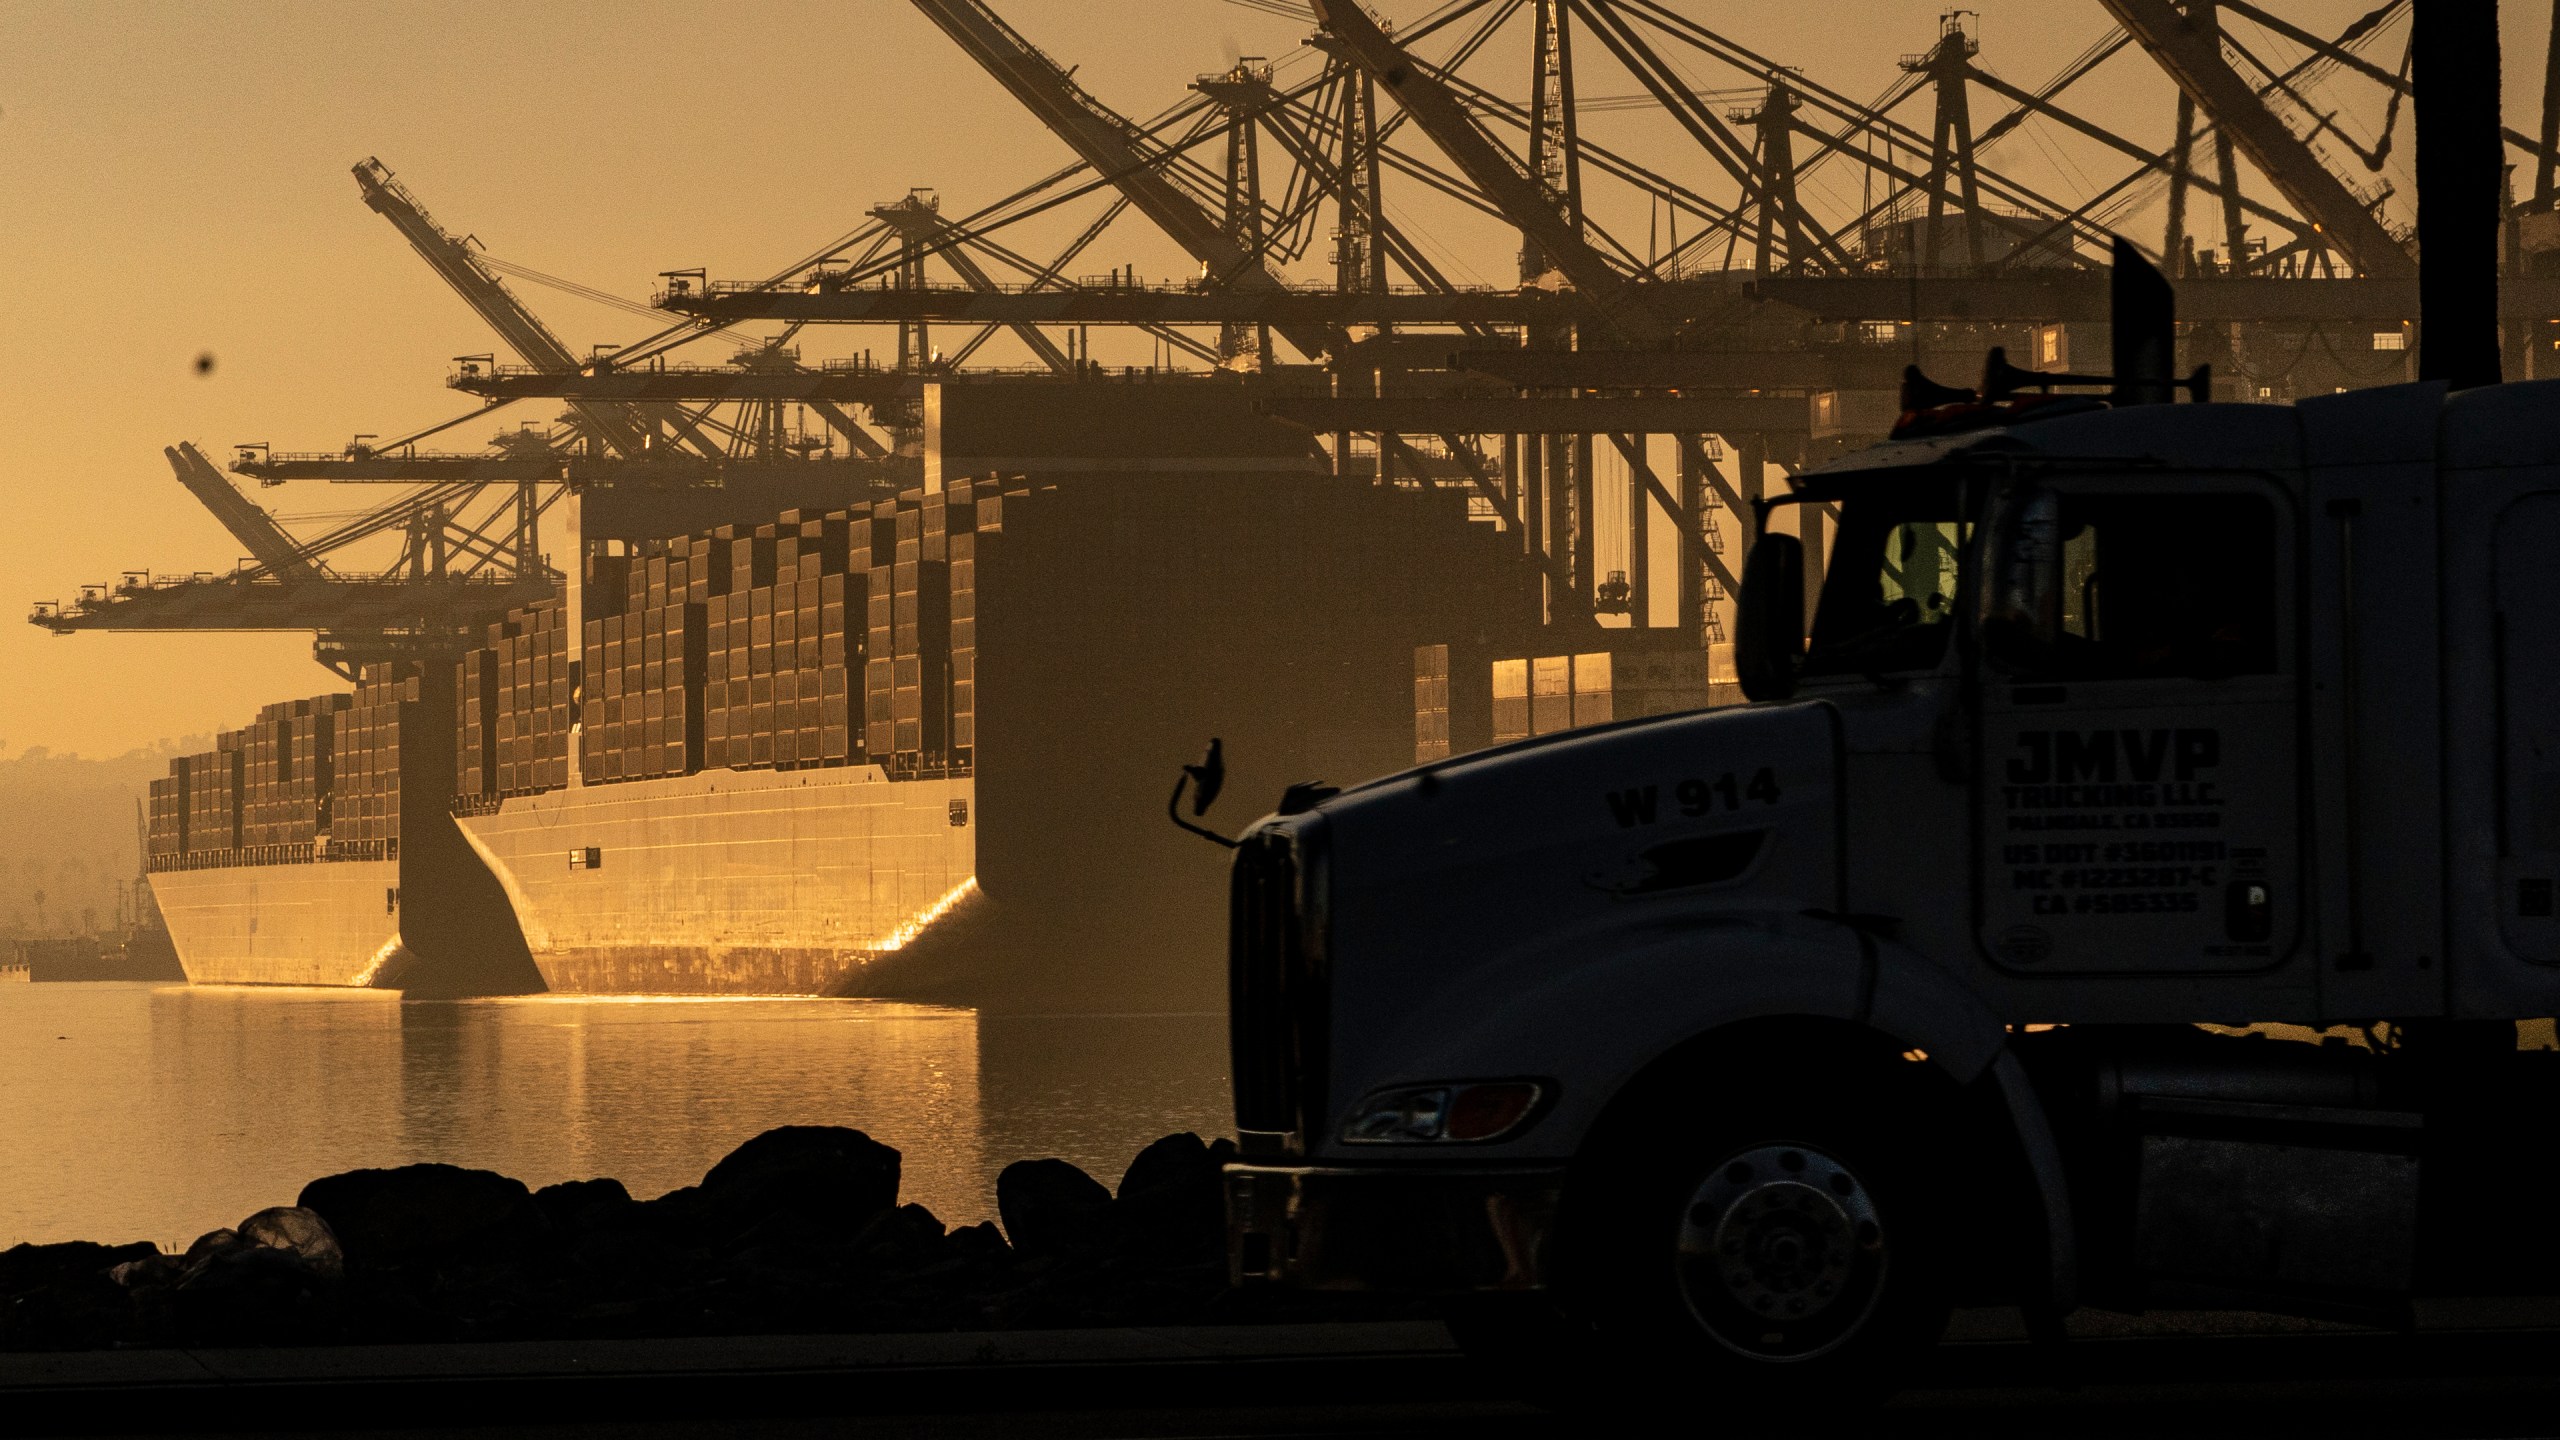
[163, 443, 324, 581]
[908, 0, 1341, 363]
[353, 159, 730, 461]
[32, 443, 556, 678]
[2099, 0, 2415, 277]
[869, 190, 1076, 376]
[46, 0, 2560, 677]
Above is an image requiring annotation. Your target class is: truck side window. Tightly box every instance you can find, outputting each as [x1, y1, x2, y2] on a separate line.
[1803, 479, 1969, 677]
[2047, 492, 2279, 679]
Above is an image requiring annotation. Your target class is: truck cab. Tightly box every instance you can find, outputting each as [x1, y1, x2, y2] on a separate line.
[1224, 375, 2560, 1407]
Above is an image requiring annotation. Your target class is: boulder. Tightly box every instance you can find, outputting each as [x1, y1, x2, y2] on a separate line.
[0, 1240, 160, 1300]
[996, 1158, 1113, 1259]
[848, 1203, 952, 1275]
[702, 1127, 901, 1212]
[0, 1271, 131, 1352]
[238, 1207, 345, 1282]
[947, 1220, 1012, 1266]
[0, 1241, 157, 1351]
[108, 1253, 181, 1291]
[1111, 1133, 1231, 1265]
[695, 1128, 902, 1246]
[9, 1129, 1279, 1350]
[296, 1164, 546, 1270]
[532, 1177, 634, 1233]
[182, 1229, 240, 1264]
[168, 1241, 340, 1346]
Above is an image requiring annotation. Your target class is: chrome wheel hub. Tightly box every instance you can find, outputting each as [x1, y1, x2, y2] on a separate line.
[1675, 1143, 1886, 1361]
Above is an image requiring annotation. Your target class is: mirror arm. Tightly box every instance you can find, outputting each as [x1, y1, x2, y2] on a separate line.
[1168, 775, 1242, 850]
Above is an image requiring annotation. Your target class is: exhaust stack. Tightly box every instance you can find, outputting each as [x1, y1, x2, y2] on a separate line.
[2414, 3, 2503, 389]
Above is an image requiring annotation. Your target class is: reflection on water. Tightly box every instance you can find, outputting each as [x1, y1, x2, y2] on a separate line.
[0, 983, 1230, 1248]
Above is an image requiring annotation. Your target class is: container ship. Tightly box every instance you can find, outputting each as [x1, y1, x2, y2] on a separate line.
[145, 687, 401, 988]
[144, 669, 538, 994]
[142, 381, 1715, 1010]
[453, 464, 1554, 1011]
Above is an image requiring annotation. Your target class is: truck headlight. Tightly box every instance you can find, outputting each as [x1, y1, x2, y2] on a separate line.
[1339, 1080, 1547, 1144]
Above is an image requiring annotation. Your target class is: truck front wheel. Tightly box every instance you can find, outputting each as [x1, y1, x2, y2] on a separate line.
[1669, 1139, 1900, 1364]
[1589, 1095, 1954, 1410]
[1456, 1086, 1955, 1414]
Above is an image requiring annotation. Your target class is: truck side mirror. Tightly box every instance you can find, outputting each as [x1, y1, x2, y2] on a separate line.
[1168, 738, 1240, 850]
[1736, 532, 1805, 702]
[1978, 485, 2061, 670]
[1185, 737, 1225, 816]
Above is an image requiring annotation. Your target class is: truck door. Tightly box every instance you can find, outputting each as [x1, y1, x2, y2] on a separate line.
[1976, 477, 2301, 974]
[2495, 493, 2560, 961]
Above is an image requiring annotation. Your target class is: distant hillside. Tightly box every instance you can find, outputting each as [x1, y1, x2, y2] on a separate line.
[0, 739, 206, 938]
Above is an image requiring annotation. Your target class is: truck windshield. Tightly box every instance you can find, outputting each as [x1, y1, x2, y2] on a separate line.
[1801, 476, 1970, 678]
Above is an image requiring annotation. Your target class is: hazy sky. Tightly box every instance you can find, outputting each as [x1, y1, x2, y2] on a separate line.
[0, 1, 2534, 756]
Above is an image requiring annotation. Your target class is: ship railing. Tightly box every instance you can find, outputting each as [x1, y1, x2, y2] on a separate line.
[148, 841, 321, 872]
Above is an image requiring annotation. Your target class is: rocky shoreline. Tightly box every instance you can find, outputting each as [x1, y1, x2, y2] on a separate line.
[0, 1128, 1385, 1351]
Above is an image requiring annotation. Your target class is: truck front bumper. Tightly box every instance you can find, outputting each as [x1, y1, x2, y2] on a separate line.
[1225, 1162, 1565, 1292]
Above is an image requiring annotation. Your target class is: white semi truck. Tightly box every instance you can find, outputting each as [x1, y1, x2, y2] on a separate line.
[1211, 261, 2560, 1405]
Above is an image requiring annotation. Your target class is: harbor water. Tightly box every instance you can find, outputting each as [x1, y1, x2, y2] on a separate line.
[0, 982, 1229, 1250]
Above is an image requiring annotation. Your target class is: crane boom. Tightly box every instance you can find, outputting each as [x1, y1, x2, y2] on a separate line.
[351, 159, 723, 458]
[2098, 0, 2414, 278]
[1310, 0, 1666, 343]
[32, 574, 536, 636]
[870, 196, 1075, 375]
[905, 0, 1336, 359]
[165, 443, 324, 580]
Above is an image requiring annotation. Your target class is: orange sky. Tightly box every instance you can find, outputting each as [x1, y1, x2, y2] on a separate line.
[0, 1, 2533, 757]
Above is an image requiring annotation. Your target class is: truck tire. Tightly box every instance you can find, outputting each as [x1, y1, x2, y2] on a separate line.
[1462, 1089, 1953, 1415]
[1611, 1094, 1952, 1410]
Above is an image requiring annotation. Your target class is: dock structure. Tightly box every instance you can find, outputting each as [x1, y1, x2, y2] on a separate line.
[21, 2, 2548, 1005]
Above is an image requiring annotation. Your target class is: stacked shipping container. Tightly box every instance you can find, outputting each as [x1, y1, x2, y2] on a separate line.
[333, 665, 418, 857]
[146, 773, 184, 860]
[704, 508, 860, 773]
[143, 681, 393, 868]
[1464, 640, 1723, 756]
[452, 491, 1006, 803]
[457, 646, 497, 804]
[471, 599, 572, 798]
[240, 695, 345, 849]
[950, 482, 996, 770]
[454, 470, 1590, 812]
[710, 523, 776, 769]
[582, 547, 706, 783]
[863, 510, 893, 763]
[187, 742, 241, 857]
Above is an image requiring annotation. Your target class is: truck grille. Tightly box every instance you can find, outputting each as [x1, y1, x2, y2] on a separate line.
[1229, 821, 1327, 1142]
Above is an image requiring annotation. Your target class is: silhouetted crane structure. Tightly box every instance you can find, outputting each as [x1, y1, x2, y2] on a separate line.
[31, 440, 556, 678]
[38, 0, 2560, 659]
[352, 159, 729, 463]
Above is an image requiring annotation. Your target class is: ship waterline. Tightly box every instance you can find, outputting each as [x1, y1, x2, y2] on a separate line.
[458, 766, 977, 996]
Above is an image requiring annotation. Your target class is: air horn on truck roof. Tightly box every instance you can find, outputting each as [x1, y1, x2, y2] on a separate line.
[1891, 236, 2211, 441]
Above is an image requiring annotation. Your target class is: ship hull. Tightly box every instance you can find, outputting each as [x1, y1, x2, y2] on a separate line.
[455, 766, 975, 996]
[148, 860, 404, 987]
